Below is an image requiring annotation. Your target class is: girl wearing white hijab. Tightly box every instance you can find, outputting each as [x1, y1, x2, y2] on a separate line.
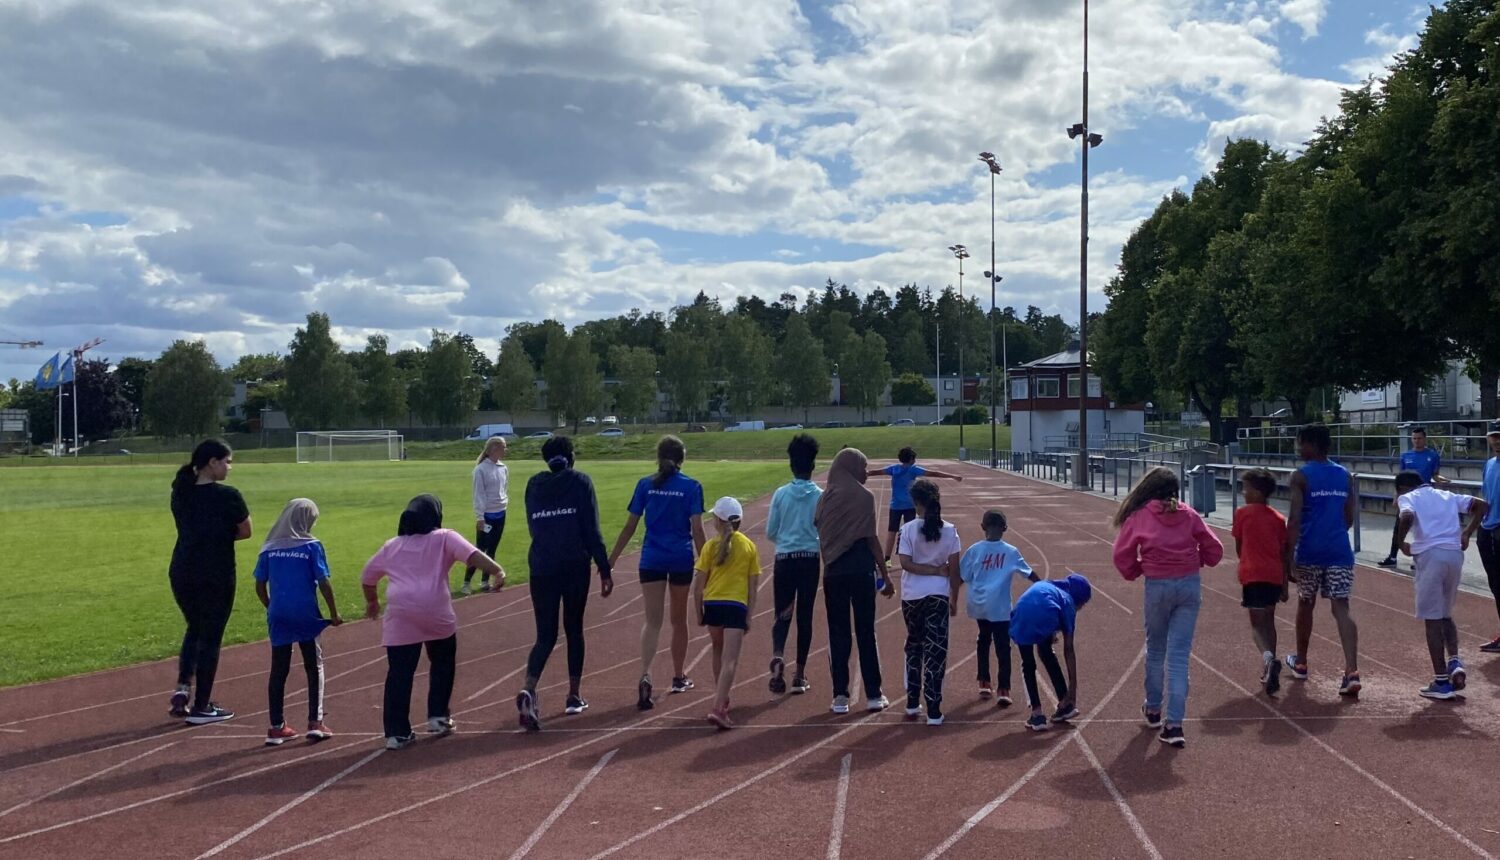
[253, 498, 344, 746]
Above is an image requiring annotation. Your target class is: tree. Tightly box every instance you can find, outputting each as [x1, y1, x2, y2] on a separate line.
[659, 331, 711, 421]
[778, 312, 829, 424]
[841, 331, 891, 421]
[609, 345, 657, 422]
[226, 352, 285, 383]
[416, 330, 481, 428]
[114, 357, 153, 428]
[283, 312, 358, 429]
[358, 335, 407, 427]
[1095, 193, 1184, 405]
[543, 329, 604, 432]
[890, 323, 931, 375]
[719, 314, 773, 417]
[144, 340, 230, 438]
[492, 335, 538, 422]
[824, 310, 855, 372]
[889, 372, 935, 407]
[73, 358, 131, 441]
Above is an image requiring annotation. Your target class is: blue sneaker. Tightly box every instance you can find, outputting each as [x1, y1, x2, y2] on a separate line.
[1447, 658, 1466, 691]
[1338, 673, 1361, 697]
[1419, 679, 1456, 701]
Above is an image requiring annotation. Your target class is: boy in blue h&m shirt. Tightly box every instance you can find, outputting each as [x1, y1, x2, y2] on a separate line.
[957, 510, 1038, 706]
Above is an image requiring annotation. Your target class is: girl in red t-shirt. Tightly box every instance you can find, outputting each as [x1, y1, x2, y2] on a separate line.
[1231, 469, 1291, 696]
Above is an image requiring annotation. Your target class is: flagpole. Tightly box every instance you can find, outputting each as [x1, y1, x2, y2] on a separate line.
[55, 384, 62, 456]
[71, 351, 79, 457]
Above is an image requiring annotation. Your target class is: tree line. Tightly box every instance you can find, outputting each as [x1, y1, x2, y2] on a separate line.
[0, 282, 1075, 442]
[1093, 0, 1498, 442]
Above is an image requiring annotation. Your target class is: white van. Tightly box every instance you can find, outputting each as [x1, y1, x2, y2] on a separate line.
[465, 423, 516, 440]
[724, 420, 766, 432]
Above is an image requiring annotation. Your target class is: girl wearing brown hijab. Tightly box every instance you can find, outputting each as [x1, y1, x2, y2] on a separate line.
[815, 447, 895, 714]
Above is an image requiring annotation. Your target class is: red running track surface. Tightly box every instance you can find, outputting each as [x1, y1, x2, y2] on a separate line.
[1, 463, 1498, 860]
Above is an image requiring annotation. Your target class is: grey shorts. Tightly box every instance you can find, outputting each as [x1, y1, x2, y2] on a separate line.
[1413, 549, 1464, 620]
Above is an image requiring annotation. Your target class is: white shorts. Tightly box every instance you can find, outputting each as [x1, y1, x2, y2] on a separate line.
[1413, 548, 1464, 621]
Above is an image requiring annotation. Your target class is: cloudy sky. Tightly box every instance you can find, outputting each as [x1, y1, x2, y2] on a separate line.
[0, 0, 1425, 383]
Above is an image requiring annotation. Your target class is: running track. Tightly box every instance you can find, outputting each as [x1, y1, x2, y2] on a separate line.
[3, 463, 1499, 860]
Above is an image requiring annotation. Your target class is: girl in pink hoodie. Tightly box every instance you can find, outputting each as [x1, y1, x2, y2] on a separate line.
[1112, 467, 1223, 748]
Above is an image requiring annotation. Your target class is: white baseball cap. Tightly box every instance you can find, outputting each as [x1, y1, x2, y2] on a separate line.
[711, 496, 743, 521]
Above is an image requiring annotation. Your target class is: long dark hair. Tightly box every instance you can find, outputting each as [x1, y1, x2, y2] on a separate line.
[172, 438, 231, 498]
[1112, 466, 1179, 528]
[398, 494, 443, 536]
[910, 478, 943, 542]
[654, 435, 685, 488]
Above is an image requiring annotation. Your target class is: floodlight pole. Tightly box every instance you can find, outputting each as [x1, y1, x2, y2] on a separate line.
[1069, 0, 1102, 488]
[980, 152, 1002, 468]
[948, 244, 970, 454]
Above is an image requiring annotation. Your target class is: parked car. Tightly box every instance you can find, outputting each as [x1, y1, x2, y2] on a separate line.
[774, 424, 804, 430]
[892, 418, 916, 426]
[683, 423, 708, 433]
[523, 431, 554, 440]
[860, 421, 883, 427]
[821, 421, 847, 429]
[601, 416, 619, 425]
[465, 422, 516, 440]
[724, 420, 766, 432]
[584, 416, 598, 426]
[599, 427, 625, 438]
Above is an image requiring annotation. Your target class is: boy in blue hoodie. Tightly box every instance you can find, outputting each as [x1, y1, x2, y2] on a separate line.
[958, 510, 1039, 706]
[766, 433, 824, 695]
[1010, 574, 1092, 732]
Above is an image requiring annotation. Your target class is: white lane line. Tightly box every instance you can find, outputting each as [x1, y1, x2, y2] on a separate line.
[1074, 726, 1162, 859]
[1193, 654, 1496, 859]
[476, 589, 538, 619]
[922, 646, 1146, 860]
[0, 742, 176, 819]
[0, 732, 179, 778]
[826, 754, 853, 860]
[604, 594, 642, 617]
[0, 729, 22, 734]
[196, 748, 385, 859]
[506, 748, 618, 860]
[463, 665, 527, 703]
[0, 738, 369, 845]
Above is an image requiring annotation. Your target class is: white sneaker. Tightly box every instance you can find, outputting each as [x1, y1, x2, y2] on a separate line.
[426, 716, 455, 736]
[831, 695, 850, 714]
[904, 706, 922, 718]
[460, 583, 472, 596]
[385, 734, 416, 750]
[927, 714, 945, 726]
[867, 695, 890, 712]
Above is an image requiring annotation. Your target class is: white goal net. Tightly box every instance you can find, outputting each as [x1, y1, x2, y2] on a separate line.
[296, 430, 404, 463]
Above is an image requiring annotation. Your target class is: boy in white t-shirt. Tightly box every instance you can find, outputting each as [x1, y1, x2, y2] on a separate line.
[958, 510, 1039, 705]
[896, 479, 962, 725]
[1394, 470, 1490, 701]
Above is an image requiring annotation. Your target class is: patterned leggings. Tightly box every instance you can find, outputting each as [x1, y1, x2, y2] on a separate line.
[902, 596, 950, 715]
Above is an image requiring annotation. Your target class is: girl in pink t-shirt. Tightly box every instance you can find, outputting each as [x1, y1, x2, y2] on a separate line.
[362, 495, 503, 749]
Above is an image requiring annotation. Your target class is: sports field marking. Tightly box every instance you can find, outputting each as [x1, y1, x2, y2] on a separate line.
[195, 748, 385, 859]
[0, 730, 180, 778]
[826, 753, 853, 860]
[462, 665, 527, 703]
[0, 729, 22, 734]
[1193, 654, 1496, 859]
[506, 748, 618, 860]
[921, 645, 1146, 860]
[604, 594, 642, 617]
[0, 738, 369, 845]
[0, 741, 175, 819]
[1073, 717, 1162, 859]
[476, 587, 542, 619]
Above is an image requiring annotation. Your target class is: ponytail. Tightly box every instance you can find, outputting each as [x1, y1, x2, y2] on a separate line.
[172, 438, 231, 499]
[714, 517, 740, 566]
[653, 435, 686, 488]
[909, 478, 943, 542]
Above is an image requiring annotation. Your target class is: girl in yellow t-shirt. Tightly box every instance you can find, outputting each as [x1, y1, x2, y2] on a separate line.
[695, 496, 760, 729]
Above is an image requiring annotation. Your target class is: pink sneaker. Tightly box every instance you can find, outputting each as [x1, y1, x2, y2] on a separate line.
[706, 708, 734, 730]
[306, 721, 333, 741]
[265, 725, 299, 746]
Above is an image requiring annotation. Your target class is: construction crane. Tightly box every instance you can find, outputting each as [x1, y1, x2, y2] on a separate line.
[0, 340, 43, 348]
[65, 338, 105, 456]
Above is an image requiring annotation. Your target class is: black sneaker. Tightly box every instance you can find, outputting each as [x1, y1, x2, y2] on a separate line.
[185, 704, 234, 725]
[1025, 713, 1051, 732]
[790, 676, 811, 695]
[517, 690, 541, 731]
[169, 688, 190, 718]
[1141, 705, 1162, 729]
[768, 657, 786, 694]
[637, 676, 654, 711]
[671, 676, 694, 694]
[1050, 704, 1080, 724]
[1159, 726, 1186, 747]
[1377, 556, 1398, 568]
[565, 695, 589, 715]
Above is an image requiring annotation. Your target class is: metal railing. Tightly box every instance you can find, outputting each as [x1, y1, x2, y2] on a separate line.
[1236, 418, 1494, 459]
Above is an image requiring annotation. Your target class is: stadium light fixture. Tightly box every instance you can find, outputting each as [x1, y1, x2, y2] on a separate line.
[948, 244, 970, 451]
[978, 152, 1003, 468]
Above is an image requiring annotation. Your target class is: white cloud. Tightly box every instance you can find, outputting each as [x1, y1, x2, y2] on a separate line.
[1343, 23, 1420, 80]
[1279, 0, 1328, 39]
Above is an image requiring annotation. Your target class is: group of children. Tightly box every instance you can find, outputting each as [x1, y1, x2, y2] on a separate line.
[189, 420, 1494, 752]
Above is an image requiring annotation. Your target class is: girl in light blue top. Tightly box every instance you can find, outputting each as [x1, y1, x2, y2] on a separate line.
[957, 509, 1038, 705]
[766, 433, 824, 694]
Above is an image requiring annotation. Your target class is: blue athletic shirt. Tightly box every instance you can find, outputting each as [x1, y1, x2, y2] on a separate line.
[252, 540, 332, 647]
[883, 463, 927, 510]
[1484, 457, 1500, 529]
[960, 539, 1034, 622]
[1296, 460, 1354, 567]
[628, 471, 705, 572]
[1009, 580, 1077, 647]
[1400, 448, 1441, 483]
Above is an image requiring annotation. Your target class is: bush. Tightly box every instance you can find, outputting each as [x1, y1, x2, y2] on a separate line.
[942, 405, 989, 425]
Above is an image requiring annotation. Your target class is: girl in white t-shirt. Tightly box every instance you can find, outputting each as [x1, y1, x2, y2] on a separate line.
[897, 479, 962, 725]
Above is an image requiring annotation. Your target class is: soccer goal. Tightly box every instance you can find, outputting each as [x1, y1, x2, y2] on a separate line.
[295, 430, 404, 463]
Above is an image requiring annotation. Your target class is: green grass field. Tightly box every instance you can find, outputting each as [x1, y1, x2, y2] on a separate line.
[0, 458, 791, 687]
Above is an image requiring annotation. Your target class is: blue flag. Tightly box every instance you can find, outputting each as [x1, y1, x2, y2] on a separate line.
[58, 354, 75, 385]
[34, 353, 63, 390]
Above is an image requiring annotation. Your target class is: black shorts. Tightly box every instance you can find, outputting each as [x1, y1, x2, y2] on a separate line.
[1241, 583, 1282, 609]
[640, 569, 694, 586]
[887, 508, 917, 533]
[702, 602, 748, 630]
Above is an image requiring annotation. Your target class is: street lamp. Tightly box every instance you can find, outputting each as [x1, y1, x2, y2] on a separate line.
[979, 151, 1003, 468]
[948, 244, 970, 453]
[1067, 0, 1103, 488]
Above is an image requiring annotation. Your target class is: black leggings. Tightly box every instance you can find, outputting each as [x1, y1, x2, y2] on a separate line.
[1478, 528, 1500, 625]
[527, 571, 590, 682]
[269, 640, 324, 726]
[171, 573, 236, 711]
[976, 619, 1011, 689]
[1018, 640, 1068, 710]
[465, 517, 505, 584]
[383, 634, 457, 738]
[771, 554, 820, 668]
